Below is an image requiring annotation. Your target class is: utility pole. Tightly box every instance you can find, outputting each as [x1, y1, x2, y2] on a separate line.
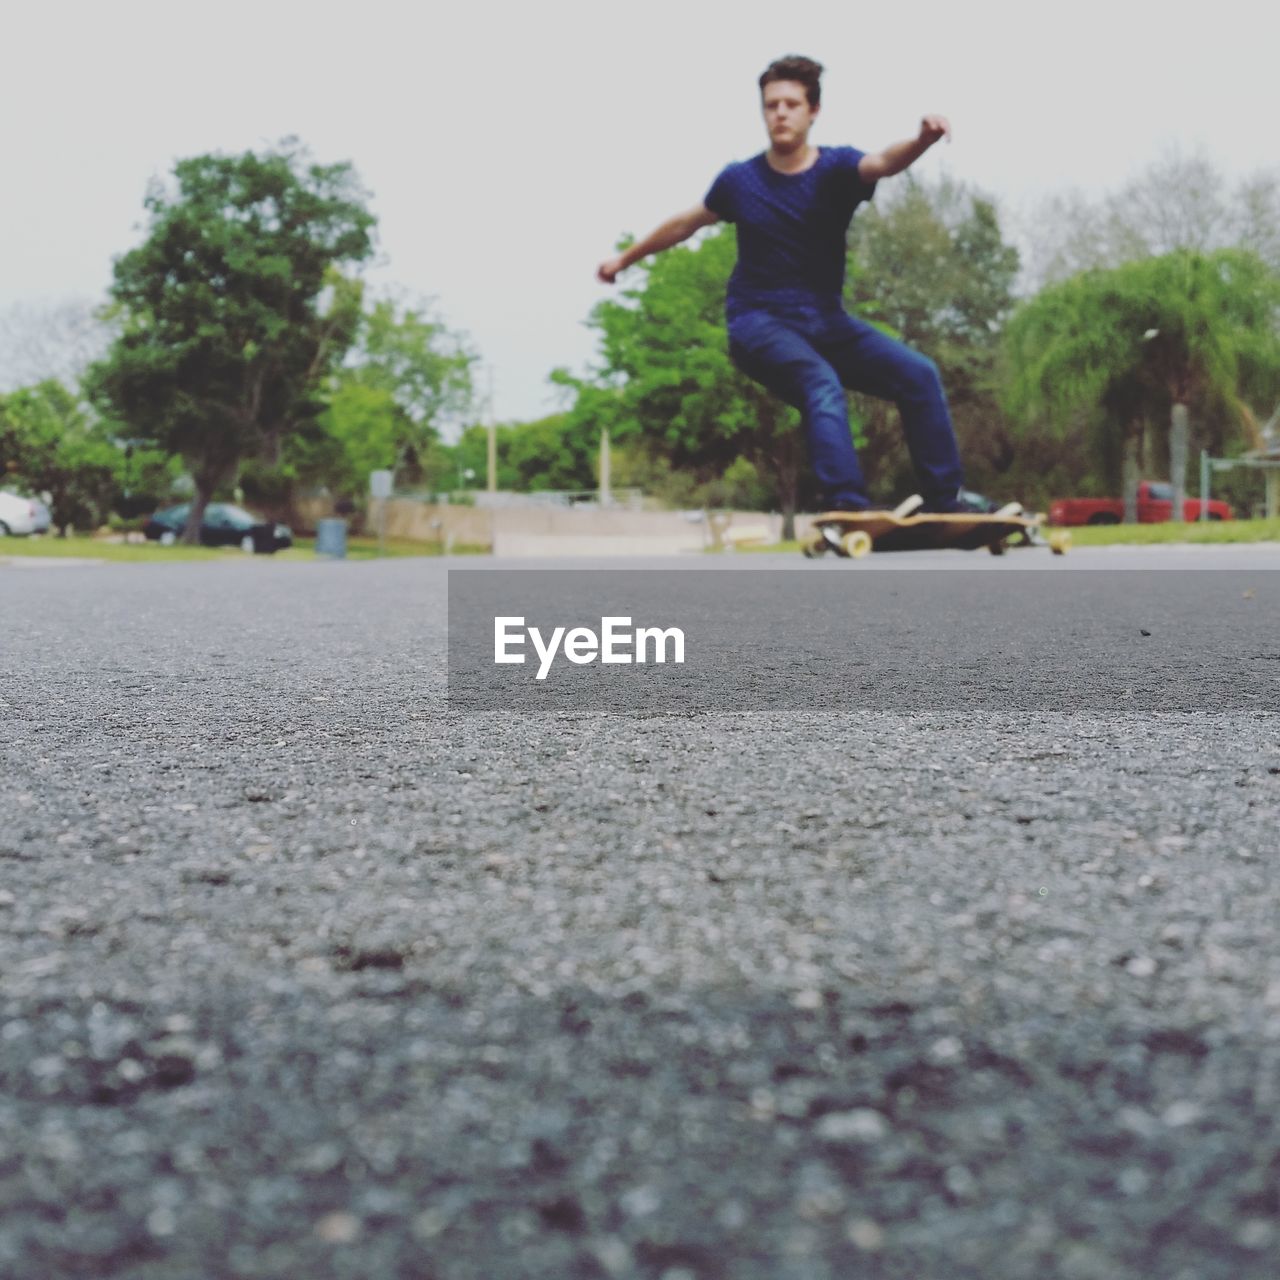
[1170, 401, 1189, 522]
[486, 366, 497, 494]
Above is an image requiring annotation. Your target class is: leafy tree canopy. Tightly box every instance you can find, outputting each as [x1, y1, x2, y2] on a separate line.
[847, 176, 1020, 361]
[448, 414, 594, 495]
[310, 295, 475, 497]
[86, 139, 375, 538]
[1001, 248, 1280, 487]
[0, 380, 122, 532]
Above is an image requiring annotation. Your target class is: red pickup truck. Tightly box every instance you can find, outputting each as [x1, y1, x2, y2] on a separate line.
[1048, 481, 1233, 526]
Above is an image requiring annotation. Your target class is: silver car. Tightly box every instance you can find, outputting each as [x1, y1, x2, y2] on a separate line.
[0, 490, 52, 536]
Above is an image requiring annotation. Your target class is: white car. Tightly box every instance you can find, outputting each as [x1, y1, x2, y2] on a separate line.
[0, 490, 52, 536]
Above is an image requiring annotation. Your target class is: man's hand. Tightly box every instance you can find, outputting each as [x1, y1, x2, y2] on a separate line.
[597, 256, 627, 285]
[859, 117, 953, 183]
[919, 115, 951, 147]
[596, 205, 719, 284]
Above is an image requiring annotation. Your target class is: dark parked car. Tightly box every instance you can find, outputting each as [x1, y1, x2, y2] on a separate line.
[143, 503, 293, 554]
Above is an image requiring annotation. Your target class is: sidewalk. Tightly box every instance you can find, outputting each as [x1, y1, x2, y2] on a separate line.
[0, 555, 105, 568]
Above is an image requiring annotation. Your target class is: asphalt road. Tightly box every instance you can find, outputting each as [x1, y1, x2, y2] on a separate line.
[2, 549, 1279, 1280]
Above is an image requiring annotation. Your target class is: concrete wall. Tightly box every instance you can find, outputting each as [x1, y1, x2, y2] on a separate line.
[294, 497, 491, 547]
[295, 496, 809, 555]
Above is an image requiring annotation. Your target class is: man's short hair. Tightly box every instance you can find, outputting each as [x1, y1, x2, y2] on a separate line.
[759, 55, 824, 109]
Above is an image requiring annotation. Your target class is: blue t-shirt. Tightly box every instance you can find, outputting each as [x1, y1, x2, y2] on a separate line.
[704, 145, 876, 305]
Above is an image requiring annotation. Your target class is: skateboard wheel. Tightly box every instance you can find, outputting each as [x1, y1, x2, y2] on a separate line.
[841, 530, 872, 559]
[1048, 531, 1071, 556]
[802, 535, 827, 559]
[988, 539, 1007, 556]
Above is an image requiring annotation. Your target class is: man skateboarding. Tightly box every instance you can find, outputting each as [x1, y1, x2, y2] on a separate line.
[597, 54, 965, 514]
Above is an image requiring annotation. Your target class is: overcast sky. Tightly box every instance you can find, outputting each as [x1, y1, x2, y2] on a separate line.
[3, 0, 1275, 424]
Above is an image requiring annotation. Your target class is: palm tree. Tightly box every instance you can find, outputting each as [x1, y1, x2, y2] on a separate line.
[1002, 249, 1280, 517]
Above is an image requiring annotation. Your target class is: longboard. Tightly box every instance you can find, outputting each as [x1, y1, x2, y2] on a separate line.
[804, 496, 1070, 559]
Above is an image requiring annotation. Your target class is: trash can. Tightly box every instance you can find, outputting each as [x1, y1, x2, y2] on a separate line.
[315, 518, 348, 559]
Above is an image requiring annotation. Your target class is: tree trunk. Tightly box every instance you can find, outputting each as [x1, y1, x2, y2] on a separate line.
[1170, 401, 1190, 520]
[598, 428, 611, 507]
[1138, 417, 1153, 476]
[1122, 433, 1140, 524]
[780, 488, 797, 542]
[185, 478, 216, 544]
[51, 484, 71, 537]
[187, 443, 241, 543]
[777, 432, 799, 542]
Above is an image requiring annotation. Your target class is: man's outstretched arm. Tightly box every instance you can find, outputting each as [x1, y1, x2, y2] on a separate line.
[597, 204, 721, 283]
[857, 115, 951, 183]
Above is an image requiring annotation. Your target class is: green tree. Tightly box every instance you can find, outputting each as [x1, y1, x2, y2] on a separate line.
[86, 140, 375, 541]
[279, 378, 400, 500]
[444, 414, 593, 495]
[359, 300, 473, 435]
[281, 294, 475, 503]
[503, 414, 595, 491]
[340, 296, 474, 487]
[0, 381, 119, 533]
[1002, 249, 1280, 514]
[450, 423, 516, 492]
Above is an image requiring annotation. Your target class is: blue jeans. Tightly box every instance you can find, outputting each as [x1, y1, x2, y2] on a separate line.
[727, 298, 963, 510]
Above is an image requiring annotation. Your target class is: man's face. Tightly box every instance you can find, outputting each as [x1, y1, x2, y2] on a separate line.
[761, 80, 818, 150]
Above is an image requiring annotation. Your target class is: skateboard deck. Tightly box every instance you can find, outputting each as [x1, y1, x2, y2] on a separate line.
[804, 496, 1070, 559]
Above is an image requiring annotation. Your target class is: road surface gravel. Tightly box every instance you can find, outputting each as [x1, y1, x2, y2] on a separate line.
[1, 551, 1278, 1280]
